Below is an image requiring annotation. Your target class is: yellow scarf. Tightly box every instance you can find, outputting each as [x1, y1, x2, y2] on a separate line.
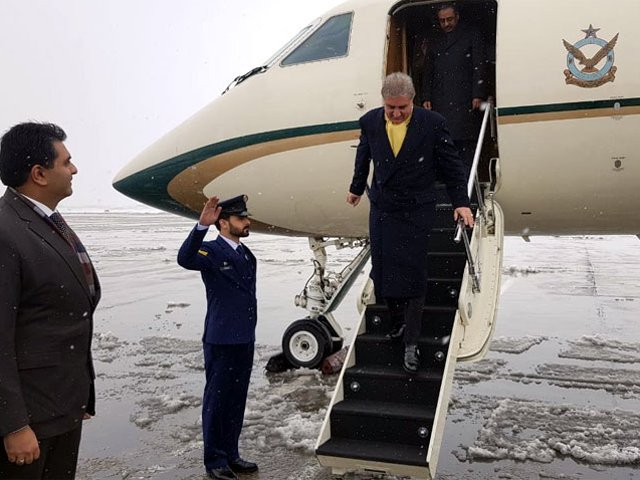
[385, 114, 412, 156]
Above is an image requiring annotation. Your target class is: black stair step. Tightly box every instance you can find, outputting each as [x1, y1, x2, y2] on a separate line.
[332, 398, 435, 421]
[427, 251, 467, 277]
[316, 437, 428, 467]
[365, 304, 456, 337]
[433, 205, 458, 226]
[343, 365, 443, 405]
[358, 332, 449, 347]
[346, 364, 444, 383]
[428, 239, 466, 253]
[435, 196, 480, 205]
[425, 278, 462, 305]
[427, 227, 466, 251]
[433, 199, 479, 228]
[330, 399, 435, 447]
[355, 333, 450, 369]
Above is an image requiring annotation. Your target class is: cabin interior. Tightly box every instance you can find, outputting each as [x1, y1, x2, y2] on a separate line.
[387, 0, 498, 184]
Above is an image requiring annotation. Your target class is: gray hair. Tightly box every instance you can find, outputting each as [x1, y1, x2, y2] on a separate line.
[381, 72, 415, 100]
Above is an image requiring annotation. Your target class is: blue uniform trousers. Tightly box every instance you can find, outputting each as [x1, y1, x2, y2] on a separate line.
[202, 342, 254, 470]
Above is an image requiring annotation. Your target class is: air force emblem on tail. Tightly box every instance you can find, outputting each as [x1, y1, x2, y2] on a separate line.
[563, 24, 618, 88]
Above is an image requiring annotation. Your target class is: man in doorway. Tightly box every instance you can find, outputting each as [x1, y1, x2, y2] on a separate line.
[422, 2, 487, 173]
[177, 195, 258, 480]
[346, 72, 474, 373]
[0, 122, 100, 479]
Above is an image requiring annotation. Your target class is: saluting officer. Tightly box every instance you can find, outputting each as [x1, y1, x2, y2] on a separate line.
[177, 194, 258, 480]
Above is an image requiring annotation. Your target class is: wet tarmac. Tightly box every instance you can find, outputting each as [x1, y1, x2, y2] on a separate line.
[66, 211, 640, 479]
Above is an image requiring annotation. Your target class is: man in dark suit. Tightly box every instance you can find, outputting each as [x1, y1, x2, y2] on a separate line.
[422, 2, 486, 172]
[177, 194, 258, 480]
[347, 72, 474, 373]
[0, 122, 100, 479]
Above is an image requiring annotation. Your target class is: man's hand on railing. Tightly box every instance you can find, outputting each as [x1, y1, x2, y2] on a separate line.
[454, 207, 475, 228]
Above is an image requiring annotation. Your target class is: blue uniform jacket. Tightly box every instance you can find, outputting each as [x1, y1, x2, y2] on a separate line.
[177, 227, 257, 344]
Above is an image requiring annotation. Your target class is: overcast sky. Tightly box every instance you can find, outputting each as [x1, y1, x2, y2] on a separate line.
[0, 0, 342, 208]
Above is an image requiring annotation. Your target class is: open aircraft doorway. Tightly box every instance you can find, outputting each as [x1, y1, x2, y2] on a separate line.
[390, 0, 498, 185]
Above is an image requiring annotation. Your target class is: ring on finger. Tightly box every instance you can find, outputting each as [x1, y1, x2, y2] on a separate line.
[16, 459, 25, 465]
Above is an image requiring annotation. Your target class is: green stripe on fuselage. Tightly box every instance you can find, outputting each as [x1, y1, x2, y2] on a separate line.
[112, 121, 360, 216]
[497, 97, 640, 117]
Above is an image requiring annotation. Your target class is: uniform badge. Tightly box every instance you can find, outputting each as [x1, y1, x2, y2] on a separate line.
[562, 24, 618, 88]
[198, 249, 208, 256]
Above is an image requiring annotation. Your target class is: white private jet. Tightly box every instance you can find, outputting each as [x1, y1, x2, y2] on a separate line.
[113, 0, 639, 478]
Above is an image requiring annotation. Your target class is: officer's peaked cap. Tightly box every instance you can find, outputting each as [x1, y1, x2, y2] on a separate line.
[219, 194, 250, 217]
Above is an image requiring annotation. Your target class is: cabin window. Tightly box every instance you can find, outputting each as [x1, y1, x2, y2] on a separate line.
[281, 12, 353, 66]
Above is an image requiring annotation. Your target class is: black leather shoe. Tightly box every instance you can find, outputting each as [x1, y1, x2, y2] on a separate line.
[207, 467, 238, 480]
[386, 323, 405, 340]
[403, 344, 420, 373]
[229, 458, 258, 473]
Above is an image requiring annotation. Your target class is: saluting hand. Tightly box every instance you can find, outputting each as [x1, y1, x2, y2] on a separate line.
[199, 196, 222, 227]
[454, 207, 475, 228]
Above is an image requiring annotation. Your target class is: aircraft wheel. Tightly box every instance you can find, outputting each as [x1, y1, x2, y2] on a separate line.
[317, 315, 343, 353]
[282, 319, 332, 368]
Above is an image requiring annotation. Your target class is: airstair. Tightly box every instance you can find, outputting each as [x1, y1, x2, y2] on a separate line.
[315, 106, 504, 479]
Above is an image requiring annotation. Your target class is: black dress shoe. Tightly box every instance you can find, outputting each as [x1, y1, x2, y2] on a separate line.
[229, 458, 258, 473]
[386, 323, 405, 339]
[207, 467, 237, 480]
[403, 344, 420, 373]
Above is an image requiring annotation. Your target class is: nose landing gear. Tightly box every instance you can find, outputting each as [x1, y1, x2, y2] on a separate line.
[278, 237, 369, 369]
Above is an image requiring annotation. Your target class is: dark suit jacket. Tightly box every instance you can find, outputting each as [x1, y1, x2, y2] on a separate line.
[348, 107, 469, 297]
[177, 228, 257, 344]
[0, 188, 100, 440]
[423, 25, 486, 140]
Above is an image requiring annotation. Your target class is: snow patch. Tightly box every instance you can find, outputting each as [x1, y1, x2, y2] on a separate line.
[467, 398, 640, 465]
[491, 335, 548, 354]
[560, 335, 640, 364]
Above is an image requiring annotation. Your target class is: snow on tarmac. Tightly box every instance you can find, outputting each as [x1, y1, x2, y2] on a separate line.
[67, 213, 640, 479]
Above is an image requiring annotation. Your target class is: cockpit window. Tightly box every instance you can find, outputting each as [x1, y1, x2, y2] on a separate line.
[281, 12, 353, 66]
[263, 22, 318, 66]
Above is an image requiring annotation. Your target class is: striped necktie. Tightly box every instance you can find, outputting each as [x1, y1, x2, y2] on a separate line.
[49, 212, 72, 243]
[49, 212, 97, 299]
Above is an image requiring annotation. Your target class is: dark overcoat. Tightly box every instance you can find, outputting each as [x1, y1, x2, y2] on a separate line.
[349, 107, 469, 298]
[177, 228, 257, 344]
[0, 188, 100, 440]
[423, 25, 486, 141]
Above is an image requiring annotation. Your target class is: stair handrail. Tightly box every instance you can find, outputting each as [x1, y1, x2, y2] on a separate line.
[453, 101, 493, 293]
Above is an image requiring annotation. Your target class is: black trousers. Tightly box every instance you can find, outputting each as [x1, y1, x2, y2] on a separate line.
[202, 342, 254, 471]
[0, 424, 82, 480]
[385, 295, 426, 345]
